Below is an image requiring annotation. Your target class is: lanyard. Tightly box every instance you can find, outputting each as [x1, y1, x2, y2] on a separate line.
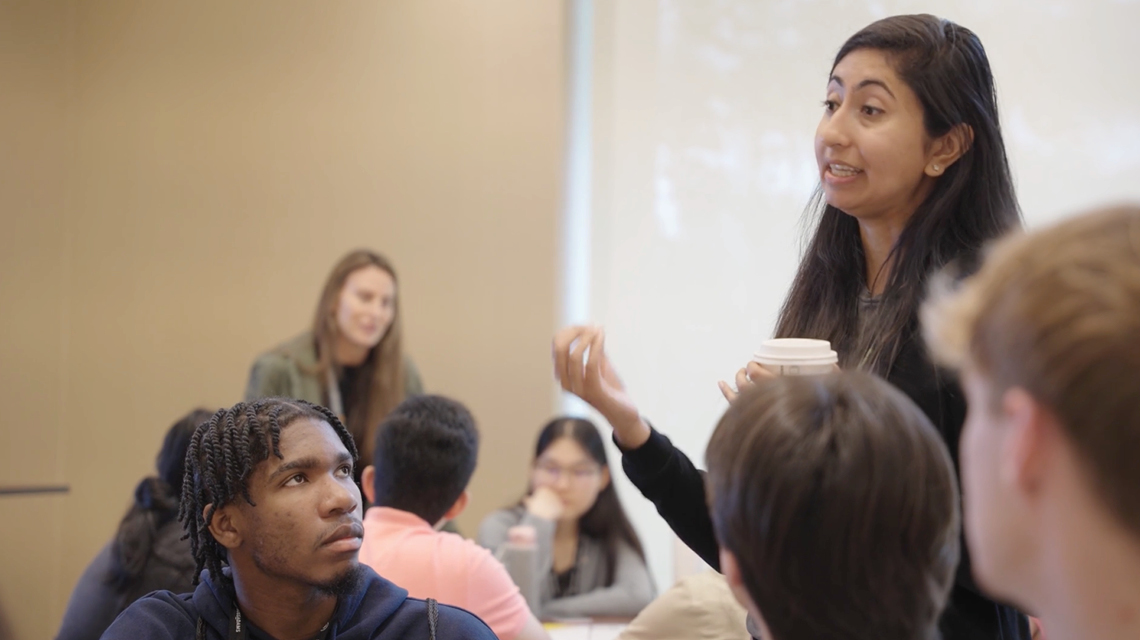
[230, 607, 331, 640]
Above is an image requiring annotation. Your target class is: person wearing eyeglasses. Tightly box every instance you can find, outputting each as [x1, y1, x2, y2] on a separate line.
[478, 417, 656, 620]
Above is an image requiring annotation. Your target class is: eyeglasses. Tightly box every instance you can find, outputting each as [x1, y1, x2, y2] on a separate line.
[534, 462, 602, 484]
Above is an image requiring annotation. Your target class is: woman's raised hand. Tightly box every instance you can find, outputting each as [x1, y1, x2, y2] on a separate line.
[552, 326, 651, 449]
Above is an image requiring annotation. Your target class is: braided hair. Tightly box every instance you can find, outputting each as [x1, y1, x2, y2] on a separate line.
[178, 398, 358, 584]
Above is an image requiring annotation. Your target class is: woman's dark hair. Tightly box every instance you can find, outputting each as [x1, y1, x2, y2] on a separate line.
[529, 417, 646, 586]
[776, 14, 1021, 374]
[107, 408, 214, 593]
[707, 373, 960, 640]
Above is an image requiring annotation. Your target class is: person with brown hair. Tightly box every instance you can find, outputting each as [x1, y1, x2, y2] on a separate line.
[245, 249, 423, 465]
[706, 372, 960, 640]
[922, 205, 1140, 640]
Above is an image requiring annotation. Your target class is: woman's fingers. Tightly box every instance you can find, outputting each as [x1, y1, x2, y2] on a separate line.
[734, 367, 752, 393]
[552, 325, 589, 392]
[585, 329, 607, 393]
[597, 331, 627, 391]
[718, 380, 738, 403]
[724, 363, 775, 403]
[746, 361, 776, 381]
[553, 326, 636, 421]
[567, 328, 593, 397]
[553, 325, 622, 407]
[552, 327, 574, 387]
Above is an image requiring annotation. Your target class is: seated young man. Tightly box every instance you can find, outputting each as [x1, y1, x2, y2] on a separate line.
[706, 372, 962, 640]
[359, 394, 549, 640]
[102, 398, 496, 640]
[923, 205, 1140, 640]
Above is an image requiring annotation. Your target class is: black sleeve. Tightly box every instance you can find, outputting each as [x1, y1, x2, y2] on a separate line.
[616, 427, 722, 570]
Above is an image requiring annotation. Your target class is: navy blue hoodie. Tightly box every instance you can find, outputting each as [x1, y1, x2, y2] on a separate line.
[100, 565, 497, 640]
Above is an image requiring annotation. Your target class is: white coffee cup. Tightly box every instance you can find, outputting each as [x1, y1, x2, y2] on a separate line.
[751, 338, 838, 376]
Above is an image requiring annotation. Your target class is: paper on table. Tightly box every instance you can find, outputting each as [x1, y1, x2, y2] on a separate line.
[587, 623, 627, 640]
[545, 622, 627, 640]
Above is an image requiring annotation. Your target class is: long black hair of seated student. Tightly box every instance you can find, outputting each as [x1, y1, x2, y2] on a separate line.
[776, 14, 1021, 375]
[107, 408, 214, 592]
[527, 417, 646, 587]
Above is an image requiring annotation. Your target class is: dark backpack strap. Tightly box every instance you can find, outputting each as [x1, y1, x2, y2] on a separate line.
[426, 598, 439, 640]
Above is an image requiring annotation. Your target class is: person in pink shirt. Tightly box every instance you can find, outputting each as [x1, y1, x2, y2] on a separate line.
[358, 394, 550, 640]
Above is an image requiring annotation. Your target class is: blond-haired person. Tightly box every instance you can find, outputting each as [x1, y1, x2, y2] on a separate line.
[923, 205, 1140, 640]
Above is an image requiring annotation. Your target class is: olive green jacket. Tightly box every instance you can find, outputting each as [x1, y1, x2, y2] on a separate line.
[244, 332, 424, 409]
[243, 332, 455, 528]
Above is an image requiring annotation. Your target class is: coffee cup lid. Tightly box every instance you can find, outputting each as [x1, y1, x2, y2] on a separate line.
[752, 338, 838, 365]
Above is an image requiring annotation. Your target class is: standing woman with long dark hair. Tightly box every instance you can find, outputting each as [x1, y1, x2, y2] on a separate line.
[553, 14, 1028, 640]
[245, 249, 422, 465]
[478, 418, 656, 619]
[56, 408, 214, 640]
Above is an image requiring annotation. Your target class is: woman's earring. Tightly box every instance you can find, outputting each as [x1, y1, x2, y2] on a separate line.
[932, 164, 941, 174]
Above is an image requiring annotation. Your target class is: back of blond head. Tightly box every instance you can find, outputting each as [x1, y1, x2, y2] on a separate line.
[923, 204, 1140, 535]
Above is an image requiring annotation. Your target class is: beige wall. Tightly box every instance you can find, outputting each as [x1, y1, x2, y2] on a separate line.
[0, 1, 566, 638]
[0, 1, 77, 638]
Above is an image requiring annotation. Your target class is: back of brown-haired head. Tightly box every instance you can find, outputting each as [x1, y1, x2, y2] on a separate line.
[706, 372, 960, 640]
[924, 204, 1140, 537]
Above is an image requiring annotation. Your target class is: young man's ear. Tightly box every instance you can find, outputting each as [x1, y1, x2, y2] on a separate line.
[720, 548, 744, 593]
[361, 465, 376, 504]
[720, 550, 757, 614]
[1002, 387, 1051, 496]
[206, 503, 243, 550]
[720, 548, 770, 639]
[438, 491, 470, 527]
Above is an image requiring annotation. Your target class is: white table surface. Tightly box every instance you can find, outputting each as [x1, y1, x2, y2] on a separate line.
[544, 622, 627, 640]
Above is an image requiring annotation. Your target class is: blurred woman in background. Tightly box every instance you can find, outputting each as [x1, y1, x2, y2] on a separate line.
[245, 249, 423, 465]
[478, 417, 655, 619]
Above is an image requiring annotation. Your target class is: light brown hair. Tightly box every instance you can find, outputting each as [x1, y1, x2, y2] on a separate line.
[706, 373, 960, 640]
[923, 204, 1140, 536]
[311, 249, 405, 461]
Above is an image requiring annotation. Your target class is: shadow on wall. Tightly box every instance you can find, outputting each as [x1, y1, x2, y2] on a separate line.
[0, 600, 13, 640]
